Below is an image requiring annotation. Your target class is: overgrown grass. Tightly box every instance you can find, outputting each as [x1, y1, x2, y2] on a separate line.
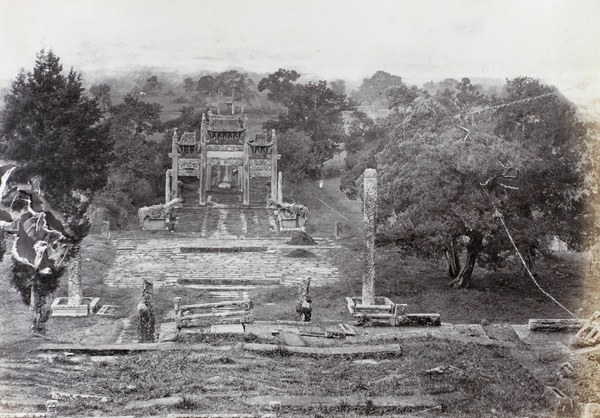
[25, 336, 549, 416]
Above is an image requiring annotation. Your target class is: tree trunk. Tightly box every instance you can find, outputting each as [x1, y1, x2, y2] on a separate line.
[444, 236, 461, 278]
[449, 233, 483, 289]
[29, 283, 45, 334]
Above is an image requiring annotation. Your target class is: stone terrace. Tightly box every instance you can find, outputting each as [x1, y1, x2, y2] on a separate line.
[105, 204, 341, 299]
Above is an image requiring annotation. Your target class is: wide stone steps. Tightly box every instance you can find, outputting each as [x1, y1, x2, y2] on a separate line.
[104, 237, 341, 292]
[171, 206, 278, 238]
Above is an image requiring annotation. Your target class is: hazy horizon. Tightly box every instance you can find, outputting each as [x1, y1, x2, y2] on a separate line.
[1, 0, 599, 113]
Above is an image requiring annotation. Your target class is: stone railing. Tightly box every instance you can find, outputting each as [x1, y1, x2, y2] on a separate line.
[174, 298, 254, 329]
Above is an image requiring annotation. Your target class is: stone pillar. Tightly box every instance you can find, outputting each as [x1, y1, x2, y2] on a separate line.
[101, 221, 111, 239]
[46, 400, 58, 418]
[277, 171, 283, 203]
[200, 114, 208, 204]
[271, 130, 278, 201]
[171, 129, 179, 199]
[243, 140, 250, 207]
[67, 252, 82, 306]
[206, 165, 212, 191]
[362, 169, 377, 306]
[165, 169, 172, 203]
[138, 279, 155, 343]
[238, 165, 243, 191]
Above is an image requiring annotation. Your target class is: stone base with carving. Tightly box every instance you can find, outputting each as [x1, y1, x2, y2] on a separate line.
[51, 297, 100, 317]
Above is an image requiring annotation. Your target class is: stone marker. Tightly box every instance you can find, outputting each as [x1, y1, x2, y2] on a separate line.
[277, 171, 283, 203]
[66, 253, 82, 307]
[100, 220, 110, 239]
[138, 280, 155, 343]
[295, 277, 312, 322]
[362, 168, 377, 306]
[46, 400, 58, 418]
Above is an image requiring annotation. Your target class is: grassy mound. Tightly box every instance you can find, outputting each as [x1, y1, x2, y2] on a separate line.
[286, 231, 317, 245]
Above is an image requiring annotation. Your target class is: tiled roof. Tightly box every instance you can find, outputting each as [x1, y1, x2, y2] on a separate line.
[208, 115, 245, 132]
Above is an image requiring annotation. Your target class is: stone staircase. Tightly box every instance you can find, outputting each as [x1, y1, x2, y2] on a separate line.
[106, 237, 340, 288]
[105, 206, 341, 299]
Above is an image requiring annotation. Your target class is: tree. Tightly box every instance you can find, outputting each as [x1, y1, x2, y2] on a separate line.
[257, 68, 301, 107]
[89, 83, 112, 111]
[143, 75, 163, 95]
[343, 77, 586, 288]
[0, 172, 68, 333]
[276, 130, 319, 183]
[94, 95, 163, 228]
[351, 71, 406, 111]
[197, 75, 216, 95]
[183, 77, 196, 93]
[0, 50, 112, 331]
[259, 69, 356, 177]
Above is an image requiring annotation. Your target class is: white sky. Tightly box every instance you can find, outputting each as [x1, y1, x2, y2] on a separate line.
[1, 0, 599, 110]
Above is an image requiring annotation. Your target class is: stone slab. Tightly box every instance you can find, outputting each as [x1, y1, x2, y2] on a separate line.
[159, 322, 179, 342]
[210, 324, 245, 334]
[484, 323, 521, 342]
[280, 331, 306, 346]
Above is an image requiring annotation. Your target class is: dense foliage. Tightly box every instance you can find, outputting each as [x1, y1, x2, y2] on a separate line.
[343, 73, 587, 287]
[259, 69, 356, 178]
[0, 51, 113, 330]
[93, 95, 165, 228]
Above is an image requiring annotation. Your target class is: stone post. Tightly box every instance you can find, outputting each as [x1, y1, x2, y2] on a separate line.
[138, 279, 155, 343]
[362, 169, 377, 306]
[165, 169, 172, 203]
[270, 130, 278, 201]
[171, 129, 179, 199]
[67, 252, 82, 306]
[277, 171, 283, 203]
[46, 400, 58, 418]
[101, 221, 111, 240]
[200, 114, 208, 204]
[243, 139, 250, 207]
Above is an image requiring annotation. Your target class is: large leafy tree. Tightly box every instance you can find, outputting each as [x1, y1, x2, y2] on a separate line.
[94, 95, 163, 228]
[344, 77, 586, 288]
[352, 71, 407, 112]
[259, 69, 356, 178]
[0, 50, 112, 330]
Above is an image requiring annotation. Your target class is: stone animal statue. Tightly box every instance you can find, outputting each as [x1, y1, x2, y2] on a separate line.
[137, 198, 181, 228]
[295, 277, 312, 322]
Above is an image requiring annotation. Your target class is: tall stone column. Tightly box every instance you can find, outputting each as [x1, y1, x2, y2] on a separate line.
[277, 172, 283, 203]
[165, 169, 172, 203]
[199, 114, 207, 205]
[270, 130, 278, 201]
[200, 114, 208, 203]
[67, 252, 82, 306]
[362, 169, 377, 306]
[171, 129, 179, 199]
[243, 140, 250, 207]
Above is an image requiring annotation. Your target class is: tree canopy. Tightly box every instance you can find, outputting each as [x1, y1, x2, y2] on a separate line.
[0, 51, 113, 331]
[351, 71, 407, 111]
[1, 50, 112, 238]
[93, 95, 164, 228]
[342, 76, 587, 288]
[259, 69, 356, 178]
